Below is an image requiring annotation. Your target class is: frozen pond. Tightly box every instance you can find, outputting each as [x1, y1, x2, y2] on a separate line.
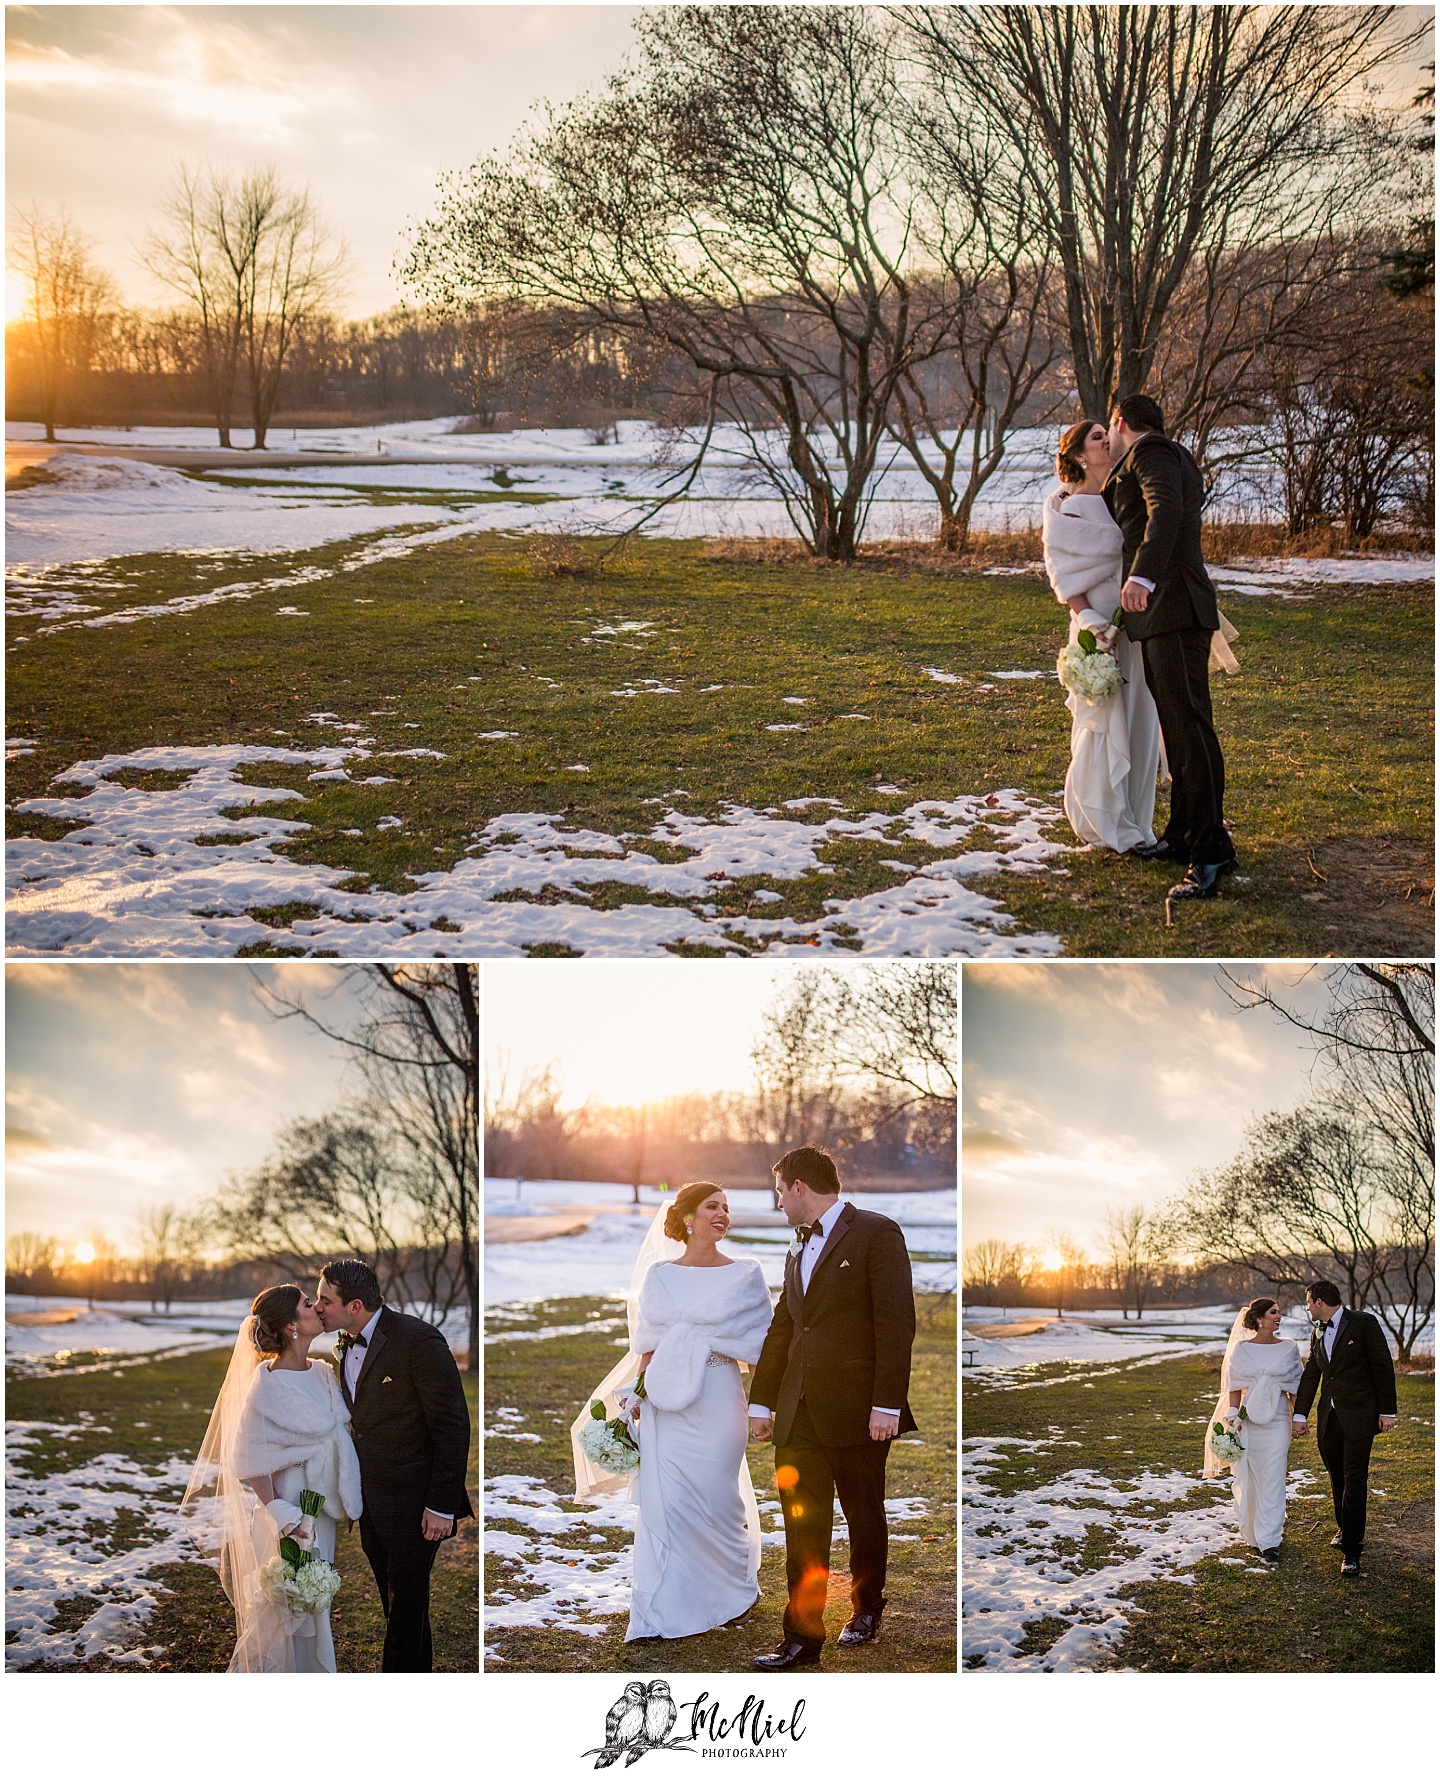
[962, 1301, 1431, 1375]
[5, 1293, 469, 1374]
[485, 1177, 957, 1306]
[10, 419, 1432, 582]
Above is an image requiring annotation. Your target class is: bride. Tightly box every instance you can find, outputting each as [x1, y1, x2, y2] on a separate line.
[572, 1181, 774, 1642]
[183, 1284, 363, 1671]
[1204, 1297, 1304, 1561]
[1041, 418, 1163, 853]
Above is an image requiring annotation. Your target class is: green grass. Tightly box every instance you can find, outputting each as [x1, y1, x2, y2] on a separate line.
[5, 1346, 478, 1672]
[963, 1351, 1434, 1672]
[484, 1293, 957, 1672]
[7, 534, 1432, 954]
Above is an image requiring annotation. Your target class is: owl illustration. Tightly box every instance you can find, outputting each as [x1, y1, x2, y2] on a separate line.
[588, 1681, 648, 1768]
[646, 1678, 678, 1738]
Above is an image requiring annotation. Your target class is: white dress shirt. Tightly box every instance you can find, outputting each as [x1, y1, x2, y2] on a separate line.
[1294, 1307, 1345, 1422]
[749, 1201, 903, 1422]
[342, 1306, 384, 1401]
[343, 1305, 452, 1522]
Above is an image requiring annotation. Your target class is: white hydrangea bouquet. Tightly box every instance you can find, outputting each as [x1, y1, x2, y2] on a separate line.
[1057, 611, 1125, 705]
[1208, 1411, 1246, 1468]
[579, 1397, 641, 1476]
[257, 1488, 342, 1616]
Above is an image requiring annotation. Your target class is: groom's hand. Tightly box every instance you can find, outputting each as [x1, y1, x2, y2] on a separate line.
[749, 1415, 774, 1443]
[1378, 1415, 1397, 1433]
[869, 1410, 901, 1442]
[421, 1509, 452, 1541]
[1119, 577, 1151, 613]
[1292, 1416, 1310, 1439]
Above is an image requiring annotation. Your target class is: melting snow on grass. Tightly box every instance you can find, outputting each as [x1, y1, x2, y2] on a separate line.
[5, 1422, 201, 1668]
[962, 1432, 1324, 1672]
[486, 1464, 929, 1655]
[8, 746, 1067, 957]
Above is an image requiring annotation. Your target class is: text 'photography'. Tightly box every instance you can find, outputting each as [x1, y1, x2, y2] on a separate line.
[484, 960, 958, 1677]
[5, 962, 479, 1672]
[960, 961, 1433, 1675]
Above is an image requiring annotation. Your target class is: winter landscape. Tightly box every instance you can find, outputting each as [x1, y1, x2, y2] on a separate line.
[962, 961, 1435, 1673]
[484, 1177, 957, 1673]
[962, 1302, 1432, 1673]
[5, 960, 480, 1671]
[7, 419, 1432, 962]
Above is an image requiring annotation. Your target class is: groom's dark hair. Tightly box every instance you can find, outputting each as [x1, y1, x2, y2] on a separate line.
[320, 1257, 383, 1312]
[773, 1146, 841, 1197]
[1306, 1279, 1342, 1307]
[1113, 392, 1165, 434]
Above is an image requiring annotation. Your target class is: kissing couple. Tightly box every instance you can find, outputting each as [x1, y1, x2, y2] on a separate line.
[571, 1146, 917, 1669]
[183, 1258, 474, 1672]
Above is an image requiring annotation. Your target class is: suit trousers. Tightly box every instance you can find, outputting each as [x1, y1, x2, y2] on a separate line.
[1139, 625, 1231, 864]
[1317, 1410, 1376, 1558]
[360, 1506, 442, 1672]
[775, 1398, 892, 1650]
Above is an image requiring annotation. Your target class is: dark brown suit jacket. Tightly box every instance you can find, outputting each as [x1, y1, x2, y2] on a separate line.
[749, 1202, 918, 1447]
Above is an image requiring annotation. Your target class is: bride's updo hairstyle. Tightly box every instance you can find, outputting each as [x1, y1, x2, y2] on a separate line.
[1056, 418, 1105, 487]
[664, 1181, 724, 1244]
[250, 1283, 303, 1355]
[1242, 1296, 1278, 1331]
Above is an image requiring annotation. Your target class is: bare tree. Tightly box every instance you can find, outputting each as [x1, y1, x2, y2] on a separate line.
[257, 964, 479, 1370]
[962, 1236, 1031, 1305]
[144, 165, 345, 448]
[404, 6, 953, 560]
[810, 962, 957, 1109]
[133, 1201, 207, 1312]
[7, 206, 119, 441]
[749, 971, 849, 1147]
[1100, 1203, 1171, 1321]
[892, 29, 1066, 546]
[898, 4, 1422, 441]
[5, 1230, 60, 1293]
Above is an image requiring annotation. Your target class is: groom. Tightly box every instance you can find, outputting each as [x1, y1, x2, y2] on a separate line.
[315, 1259, 474, 1670]
[747, 1147, 917, 1671]
[1106, 391, 1238, 899]
[1292, 1279, 1398, 1576]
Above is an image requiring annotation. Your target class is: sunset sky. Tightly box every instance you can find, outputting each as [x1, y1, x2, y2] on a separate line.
[6, 962, 372, 1245]
[6, 5, 1430, 321]
[486, 958, 842, 1115]
[962, 962, 1340, 1254]
[6, 4, 641, 317]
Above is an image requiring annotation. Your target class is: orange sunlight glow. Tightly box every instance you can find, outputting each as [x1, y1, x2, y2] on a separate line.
[1041, 1248, 1064, 1272]
[73, 1240, 96, 1265]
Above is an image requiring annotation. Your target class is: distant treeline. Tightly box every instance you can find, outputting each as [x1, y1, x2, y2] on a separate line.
[4, 1235, 455, 1314]
[486, 1086, 955, 1195]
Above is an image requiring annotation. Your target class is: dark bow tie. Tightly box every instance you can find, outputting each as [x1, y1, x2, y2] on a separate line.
[337, 1330, 368, 1355]
[794, 1223, 820, 1244]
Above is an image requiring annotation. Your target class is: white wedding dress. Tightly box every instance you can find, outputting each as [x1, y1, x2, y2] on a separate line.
[624, 1259, 774, 1641]
[184, 1330, 363, 1673]
[1211, 1335, 1304, 1552]
[1040, 487, 1162, 852]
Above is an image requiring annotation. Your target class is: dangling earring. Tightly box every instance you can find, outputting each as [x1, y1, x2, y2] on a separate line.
[684, 1219, 693, 1233]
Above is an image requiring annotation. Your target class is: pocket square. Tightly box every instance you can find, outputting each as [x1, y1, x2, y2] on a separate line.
[840, 1260, 850, 1268]
[382, 1375, 393, 1384]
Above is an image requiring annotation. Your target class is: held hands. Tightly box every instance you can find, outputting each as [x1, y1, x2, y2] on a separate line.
[1291, 1416, 1310, 1439]
[1119, 577, 1151, 613]
[1378, 1415, 1397, 1433]
[869, 1410, 901, 1443]
[749, 1415, 774, 1443]
[421, 1509, 452, 1542]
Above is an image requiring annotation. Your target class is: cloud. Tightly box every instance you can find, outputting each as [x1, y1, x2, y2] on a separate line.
[5, 1119, 54, 1155]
